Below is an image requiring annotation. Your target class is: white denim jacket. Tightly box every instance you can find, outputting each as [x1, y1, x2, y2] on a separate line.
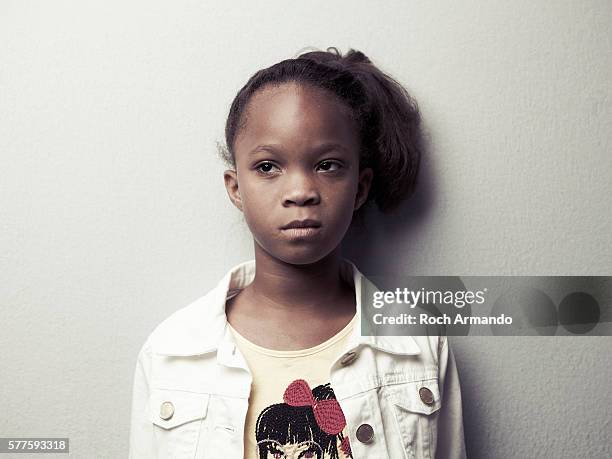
[129, 259, 466, 459]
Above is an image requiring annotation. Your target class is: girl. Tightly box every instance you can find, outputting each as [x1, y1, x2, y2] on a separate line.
[129, 47, 466, 459]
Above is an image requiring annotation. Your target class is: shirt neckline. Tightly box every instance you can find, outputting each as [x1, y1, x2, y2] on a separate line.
[227, 312, 358, 358]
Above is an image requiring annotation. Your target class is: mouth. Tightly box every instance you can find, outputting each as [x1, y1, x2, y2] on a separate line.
[280, 219, 322, 239]
[280, 219, 322, 230]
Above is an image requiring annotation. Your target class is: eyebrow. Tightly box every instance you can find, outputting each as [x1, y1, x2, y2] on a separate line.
[249, 142, 350, 156]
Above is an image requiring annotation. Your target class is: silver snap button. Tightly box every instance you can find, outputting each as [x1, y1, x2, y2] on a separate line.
[159, 401, 174, 420]
[356, 423, 374, 443]
[340, 351, 358, 366]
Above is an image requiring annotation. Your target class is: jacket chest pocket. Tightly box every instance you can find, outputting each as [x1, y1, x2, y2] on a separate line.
[383, 380, 441, 459]
[149, 388, 210, 459]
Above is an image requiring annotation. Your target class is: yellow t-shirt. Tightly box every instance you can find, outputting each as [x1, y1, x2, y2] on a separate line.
[228, 313, 357, 459]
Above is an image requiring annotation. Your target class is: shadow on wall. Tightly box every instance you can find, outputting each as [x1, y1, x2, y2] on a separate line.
[341, 123, 437, 275]
[340, 121, 608, 457]
[340, 123, 472, 451]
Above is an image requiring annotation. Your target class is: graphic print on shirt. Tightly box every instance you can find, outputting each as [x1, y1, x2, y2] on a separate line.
[254, 379, 353, 459]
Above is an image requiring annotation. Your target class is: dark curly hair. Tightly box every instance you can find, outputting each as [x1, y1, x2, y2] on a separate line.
[218, 47, 423, 215]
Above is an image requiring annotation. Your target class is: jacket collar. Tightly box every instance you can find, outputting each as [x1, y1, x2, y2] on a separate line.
[152, 258, 421, 357]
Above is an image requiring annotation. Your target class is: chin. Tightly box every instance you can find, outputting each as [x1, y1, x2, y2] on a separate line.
[286, 243, 346, 266]
[275, 251, 326, 266]
[261, 243, 333, 266]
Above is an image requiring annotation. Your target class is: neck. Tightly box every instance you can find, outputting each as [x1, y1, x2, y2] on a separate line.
[246, 243, 354, 315]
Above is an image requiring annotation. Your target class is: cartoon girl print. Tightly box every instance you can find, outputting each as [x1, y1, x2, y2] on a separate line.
[255, 379, 353, 459]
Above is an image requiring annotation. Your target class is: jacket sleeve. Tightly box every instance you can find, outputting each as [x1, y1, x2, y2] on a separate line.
[436, 335, 467, 459]
[128, 337, 157, 459]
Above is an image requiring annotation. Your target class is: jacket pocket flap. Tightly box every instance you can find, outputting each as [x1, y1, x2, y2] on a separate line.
[385, 380, 441, 415]
[149, 389, 210, 430]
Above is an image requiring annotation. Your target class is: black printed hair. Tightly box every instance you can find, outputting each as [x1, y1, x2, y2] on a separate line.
[254, 383, 349, 459]
[218, 47, 424, 215]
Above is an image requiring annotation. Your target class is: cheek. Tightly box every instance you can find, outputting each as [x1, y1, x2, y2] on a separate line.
[327, 181, 358, 215]
[239, 176, 273, 207]
[238, 183, 277, 233]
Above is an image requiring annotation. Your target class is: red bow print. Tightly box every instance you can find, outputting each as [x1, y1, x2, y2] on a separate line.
[283, 379, 347, 435]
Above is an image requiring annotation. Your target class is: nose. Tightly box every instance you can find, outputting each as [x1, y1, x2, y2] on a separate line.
[282, 173, 320, 207]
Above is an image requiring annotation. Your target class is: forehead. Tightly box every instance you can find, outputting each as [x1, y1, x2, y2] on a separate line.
[246, 81, 353, 119]
[234, 82, 359, 153]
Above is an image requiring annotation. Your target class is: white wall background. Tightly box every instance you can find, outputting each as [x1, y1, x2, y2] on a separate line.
[1, 0, 611, 457]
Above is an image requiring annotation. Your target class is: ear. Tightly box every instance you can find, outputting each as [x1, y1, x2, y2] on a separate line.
[354, 167, 373, 211]
[223, 169, 243, 212]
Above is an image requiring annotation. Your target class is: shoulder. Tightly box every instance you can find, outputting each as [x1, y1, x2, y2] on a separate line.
[403, 333, 446, 368]
[357, 269, 448, 366]
[140, 287, 222, 357]
[418, 333, 448, 365]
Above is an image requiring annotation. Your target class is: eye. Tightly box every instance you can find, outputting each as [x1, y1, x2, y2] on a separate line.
[255, 161, 279, 174]
[317, 160, 342, 172]
[267, 445, 284, 458]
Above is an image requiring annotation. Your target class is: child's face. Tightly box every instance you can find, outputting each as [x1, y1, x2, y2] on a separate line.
[224, 82, 372, 265]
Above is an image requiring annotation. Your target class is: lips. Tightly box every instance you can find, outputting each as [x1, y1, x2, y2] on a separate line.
[281, 219, 322, 230]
